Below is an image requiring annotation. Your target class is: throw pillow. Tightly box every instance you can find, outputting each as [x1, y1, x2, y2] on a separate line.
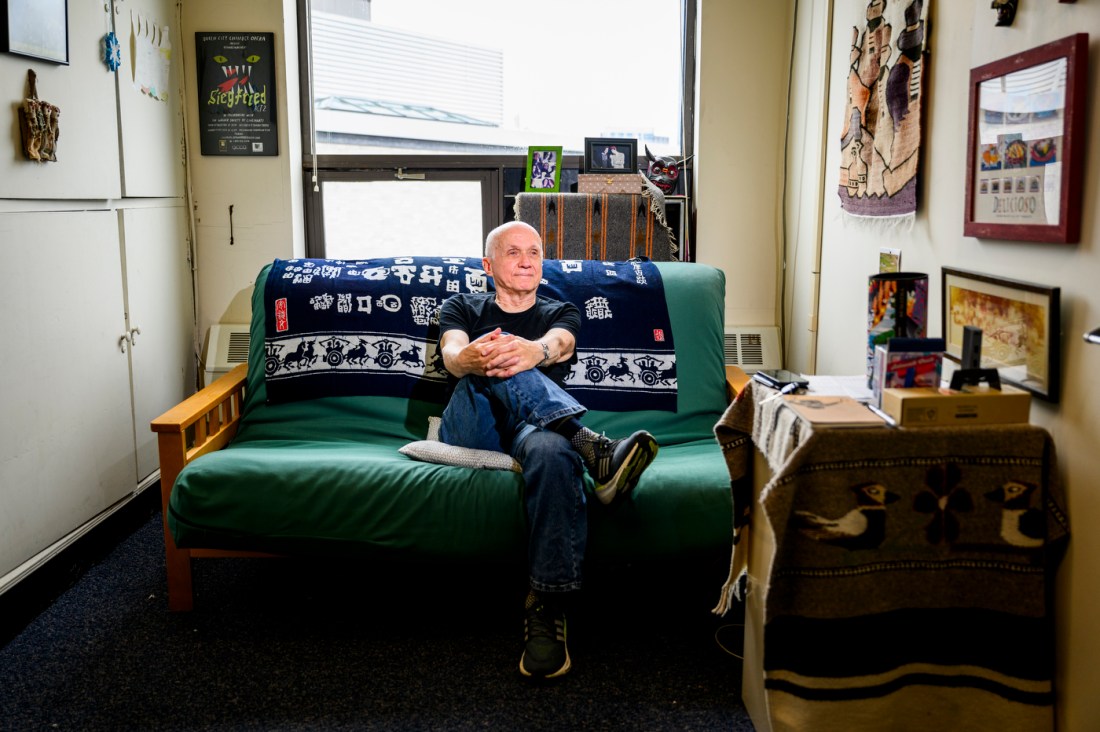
[399, 441, 522, 473]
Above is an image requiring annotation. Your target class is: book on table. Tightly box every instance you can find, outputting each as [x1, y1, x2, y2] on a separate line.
[782, 394, 888, 428]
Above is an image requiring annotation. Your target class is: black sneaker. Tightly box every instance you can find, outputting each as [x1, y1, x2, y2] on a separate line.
[586, 431, 659, 505]
[519, 593, 570, 680]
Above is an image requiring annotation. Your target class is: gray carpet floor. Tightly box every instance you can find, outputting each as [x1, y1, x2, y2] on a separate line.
[0, 513, 753, 730]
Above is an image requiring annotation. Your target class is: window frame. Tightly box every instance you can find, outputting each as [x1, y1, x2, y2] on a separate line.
[296, 1, 697, 258]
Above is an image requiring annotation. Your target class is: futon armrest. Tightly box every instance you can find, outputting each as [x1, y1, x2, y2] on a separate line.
[725, 365, 750, 402]
[151, 363, 248, 504]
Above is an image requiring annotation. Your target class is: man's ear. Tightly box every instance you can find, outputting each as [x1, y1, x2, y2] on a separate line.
[482, 256, 493, 277]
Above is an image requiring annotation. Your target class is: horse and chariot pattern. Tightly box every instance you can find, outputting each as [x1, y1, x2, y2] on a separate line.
[263, 257, 677, 411]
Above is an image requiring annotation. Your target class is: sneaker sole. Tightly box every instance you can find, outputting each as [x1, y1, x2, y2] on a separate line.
[519, 648, 572, 679]
[594, 435, 659, 505]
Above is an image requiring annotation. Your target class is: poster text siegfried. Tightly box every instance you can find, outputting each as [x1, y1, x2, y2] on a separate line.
[208, 86, 268, 109]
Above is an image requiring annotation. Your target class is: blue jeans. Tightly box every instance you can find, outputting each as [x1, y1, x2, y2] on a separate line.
[439, 369, 588, 593]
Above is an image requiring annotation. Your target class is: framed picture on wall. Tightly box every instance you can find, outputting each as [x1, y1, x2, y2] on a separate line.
[963, 34, 1087, 243]
[196, 32, 279, 156]
[941, 267, 1060, 401]
[0, 0, 69, 64]
[524, 146, 562, 192]
[583, 137, 638, 174]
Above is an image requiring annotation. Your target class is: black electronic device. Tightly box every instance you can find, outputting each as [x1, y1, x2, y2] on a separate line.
[961, 326, 983, 370]
[752, 368, 809, 391]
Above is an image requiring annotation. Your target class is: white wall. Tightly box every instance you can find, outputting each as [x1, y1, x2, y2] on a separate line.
[181, 0, 304, 342]
[796, 2, 1100, 728]
[693, 0, 791, 334]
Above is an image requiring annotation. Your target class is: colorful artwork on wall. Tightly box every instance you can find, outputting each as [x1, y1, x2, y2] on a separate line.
[838, 0, 930, 219]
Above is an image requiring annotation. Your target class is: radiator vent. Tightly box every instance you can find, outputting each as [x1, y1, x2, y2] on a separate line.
[723, 326, 781, 373]
[203, 324, 251, 386]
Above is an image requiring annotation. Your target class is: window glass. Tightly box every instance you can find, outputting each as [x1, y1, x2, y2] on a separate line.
[321, 179, 486, 258]
[310, 0, 684, 157]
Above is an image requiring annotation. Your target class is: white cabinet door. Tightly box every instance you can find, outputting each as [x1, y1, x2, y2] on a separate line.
[120, 205, 195, 481]
[0, 211, 135, 579]
[113, 0, 185, 198]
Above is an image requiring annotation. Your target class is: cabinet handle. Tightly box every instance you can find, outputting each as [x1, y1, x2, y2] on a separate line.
[119, 333, 131, 353]
[130, 326, 141, 346]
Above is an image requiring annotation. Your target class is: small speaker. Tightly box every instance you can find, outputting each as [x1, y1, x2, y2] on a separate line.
[961, 326, 982, 370]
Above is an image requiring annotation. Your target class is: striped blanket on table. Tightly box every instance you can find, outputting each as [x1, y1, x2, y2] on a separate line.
[713, 380, 1069, 732]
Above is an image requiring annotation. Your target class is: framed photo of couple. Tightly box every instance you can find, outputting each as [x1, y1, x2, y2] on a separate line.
[583, 137, 637, 174]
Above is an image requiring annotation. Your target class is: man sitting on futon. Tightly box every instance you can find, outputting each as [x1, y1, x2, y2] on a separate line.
[438, 221, 658, 681]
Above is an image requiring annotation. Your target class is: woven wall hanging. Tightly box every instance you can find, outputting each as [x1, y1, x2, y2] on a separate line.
[18, 70, 61, 163]
[838, 0, 930, 220]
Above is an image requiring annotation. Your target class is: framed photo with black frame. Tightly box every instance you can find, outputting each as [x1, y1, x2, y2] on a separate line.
[524, 146, 562, 192]
[0, 0, 69, 65]
[941, 266, 1061, 402]
[583, 137, 638, 174]
[196, 32, 279, 156]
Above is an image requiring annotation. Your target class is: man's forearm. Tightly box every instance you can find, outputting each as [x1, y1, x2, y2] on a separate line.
[538, 328, 575, 366]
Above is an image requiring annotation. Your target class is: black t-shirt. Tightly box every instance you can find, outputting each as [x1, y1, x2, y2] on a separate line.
[438, 293, 580, 386]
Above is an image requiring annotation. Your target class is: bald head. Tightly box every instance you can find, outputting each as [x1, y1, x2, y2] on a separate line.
[485, 221, 541, 259]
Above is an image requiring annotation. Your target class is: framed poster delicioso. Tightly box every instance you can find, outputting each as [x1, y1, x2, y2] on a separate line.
[963, 34, 1087, 243]
[196, 32, 278, 156]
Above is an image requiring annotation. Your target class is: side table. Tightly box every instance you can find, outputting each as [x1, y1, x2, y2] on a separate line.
[713, 380, 1069, 732]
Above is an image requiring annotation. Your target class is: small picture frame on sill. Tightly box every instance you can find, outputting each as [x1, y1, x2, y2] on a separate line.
[583, 137, 638, 174]
[524, 146, 563, 192]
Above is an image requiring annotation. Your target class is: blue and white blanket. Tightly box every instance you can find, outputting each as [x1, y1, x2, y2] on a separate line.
[263, 257, 676, 411]
[539, 258, 676, 411]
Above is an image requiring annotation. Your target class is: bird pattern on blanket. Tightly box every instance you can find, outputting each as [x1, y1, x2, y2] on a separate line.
[795, 482, 900, 550]
[985, 480, 1045, 548]
[793, 465, 1049, 552]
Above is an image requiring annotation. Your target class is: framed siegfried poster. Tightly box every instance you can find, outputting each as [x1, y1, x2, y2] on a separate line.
[196, 32, 278, 156]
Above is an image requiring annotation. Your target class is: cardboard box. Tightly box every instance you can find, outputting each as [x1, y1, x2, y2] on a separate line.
[880, 384, 1031, 427]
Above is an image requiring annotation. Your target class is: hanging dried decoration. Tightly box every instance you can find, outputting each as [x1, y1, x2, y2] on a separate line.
[18, 70, 61, 162]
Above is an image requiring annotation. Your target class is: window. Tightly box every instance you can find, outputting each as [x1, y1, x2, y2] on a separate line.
[321, 174, 488, 258]
[299, 0, 695, 257]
